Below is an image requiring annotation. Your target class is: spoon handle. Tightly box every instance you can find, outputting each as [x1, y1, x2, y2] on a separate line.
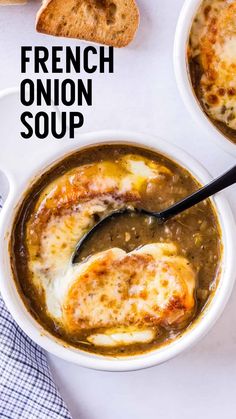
[158, 165, 236, 222]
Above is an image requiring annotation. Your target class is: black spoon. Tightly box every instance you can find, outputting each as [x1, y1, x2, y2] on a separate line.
[72, 165, 236, 264]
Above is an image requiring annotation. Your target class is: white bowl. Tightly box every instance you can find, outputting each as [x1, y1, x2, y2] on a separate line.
[174, 0, 236, 157]
[0, 122, 235, 371]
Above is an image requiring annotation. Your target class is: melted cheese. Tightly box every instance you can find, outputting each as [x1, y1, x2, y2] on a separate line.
[189, 0, 236, 130]
[27, 155, 171, 295]
[60, 244, 196, 336]
[25, 155, 196, 347]
[87, 329, 156, 347]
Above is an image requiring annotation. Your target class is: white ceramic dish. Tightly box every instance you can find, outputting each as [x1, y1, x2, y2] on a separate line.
[0, 88, 236, 371]
[174, 0, 236, 157]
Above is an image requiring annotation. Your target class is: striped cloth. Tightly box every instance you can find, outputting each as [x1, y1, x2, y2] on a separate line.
[0, 191, 72, 419]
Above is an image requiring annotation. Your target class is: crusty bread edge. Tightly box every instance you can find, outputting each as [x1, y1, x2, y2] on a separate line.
[36, 0, 140, 48]
[36, 0, 53, 32]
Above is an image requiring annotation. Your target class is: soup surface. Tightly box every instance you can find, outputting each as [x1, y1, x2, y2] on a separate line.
[188, 0, 236, 144]
[11, 145, 221, 356]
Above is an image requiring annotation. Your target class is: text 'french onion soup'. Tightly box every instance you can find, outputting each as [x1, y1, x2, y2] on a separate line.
[10, 145, 222, 356]
[188, 0, 236, 144]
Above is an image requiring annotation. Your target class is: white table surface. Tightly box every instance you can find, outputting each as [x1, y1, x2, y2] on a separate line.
[0, 1, 236, 418]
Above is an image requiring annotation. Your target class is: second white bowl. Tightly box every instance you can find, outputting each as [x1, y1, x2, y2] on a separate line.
[174, 0, 236, 157]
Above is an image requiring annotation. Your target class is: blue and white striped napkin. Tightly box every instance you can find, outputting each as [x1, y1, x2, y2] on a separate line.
[0, 190, 72, 419]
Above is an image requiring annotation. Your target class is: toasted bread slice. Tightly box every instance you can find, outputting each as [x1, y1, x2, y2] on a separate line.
[36, 0, 140, 47]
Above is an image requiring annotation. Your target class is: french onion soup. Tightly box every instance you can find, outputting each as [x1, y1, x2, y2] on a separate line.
[11, 145, 221, 356]
[188, 0, 236, 144]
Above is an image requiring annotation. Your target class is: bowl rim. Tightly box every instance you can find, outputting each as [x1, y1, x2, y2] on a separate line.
[0, 130, 235, 371]
[173, 0, 236, 157]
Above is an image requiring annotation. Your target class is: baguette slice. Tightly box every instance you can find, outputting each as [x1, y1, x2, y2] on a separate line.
[36, 0, 140, 47]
